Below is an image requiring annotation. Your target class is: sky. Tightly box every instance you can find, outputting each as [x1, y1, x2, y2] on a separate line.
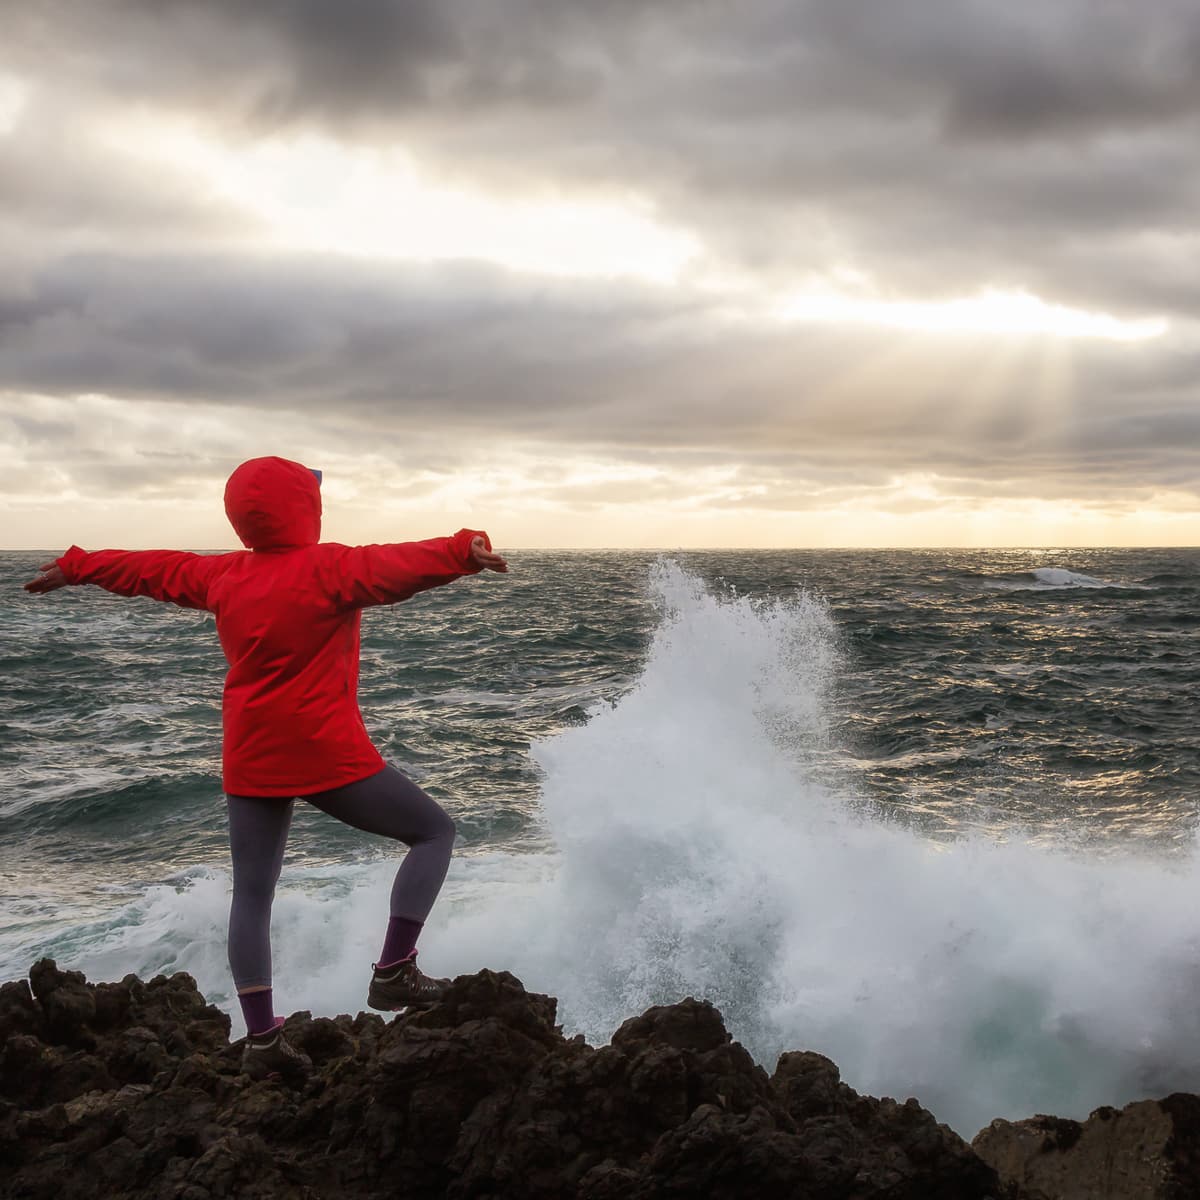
[2, 0, 1199, 549]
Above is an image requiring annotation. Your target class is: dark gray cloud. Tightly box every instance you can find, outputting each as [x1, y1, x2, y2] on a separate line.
[33, 0, 1197, 141]
[1, 248, 1196, 503]
[796, 1, 1200, 139]
[7, 0, 1200, 320]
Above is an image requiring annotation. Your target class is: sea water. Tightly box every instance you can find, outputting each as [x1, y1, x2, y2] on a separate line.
[2, 547, 1199, 1135]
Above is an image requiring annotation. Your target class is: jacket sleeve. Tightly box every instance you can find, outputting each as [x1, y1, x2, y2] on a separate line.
[57, 546, 221, 611]
[326, 528, 486, 609]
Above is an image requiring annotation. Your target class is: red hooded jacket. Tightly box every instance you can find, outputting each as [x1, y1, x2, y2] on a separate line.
[57, 456, 488, 797]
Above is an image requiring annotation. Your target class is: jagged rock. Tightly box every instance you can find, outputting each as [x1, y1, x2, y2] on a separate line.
[0, 981, 43, 1042]
[974, 1094, 1200, 1199]
[1, 959, 1010, 1199]
[612, 996, 731, 1054]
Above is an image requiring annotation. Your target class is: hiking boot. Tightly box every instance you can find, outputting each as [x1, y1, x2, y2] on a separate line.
[368, 951, 450, 1012]
[241, 1018, 312, 1082]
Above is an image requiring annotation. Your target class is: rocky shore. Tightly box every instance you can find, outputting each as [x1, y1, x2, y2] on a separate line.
[2, 961, 1197, 1199]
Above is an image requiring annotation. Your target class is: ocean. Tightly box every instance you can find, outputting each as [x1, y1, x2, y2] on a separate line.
[2, 546, 1199, 1136]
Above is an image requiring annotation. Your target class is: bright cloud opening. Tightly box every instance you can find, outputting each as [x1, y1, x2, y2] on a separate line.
[84, 111, 1170, 347]
[105, 118, 699, 284]
[774, 288, 1166, 342]
[0, 72, 29, 136]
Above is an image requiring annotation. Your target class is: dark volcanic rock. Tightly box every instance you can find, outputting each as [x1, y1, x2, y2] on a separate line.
[0, 959, 1010, 1199]
[974, 1094, 1200, 1199]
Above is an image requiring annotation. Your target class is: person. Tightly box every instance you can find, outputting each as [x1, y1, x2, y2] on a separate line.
[23, 455, 508, 1080]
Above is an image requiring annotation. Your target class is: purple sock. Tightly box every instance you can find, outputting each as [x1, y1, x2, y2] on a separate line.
[379, 916, 423, 967]
[239, 988, 276, 1036]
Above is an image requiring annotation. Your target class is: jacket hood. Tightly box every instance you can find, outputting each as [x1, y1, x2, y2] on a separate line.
[225, 456, 322, 550]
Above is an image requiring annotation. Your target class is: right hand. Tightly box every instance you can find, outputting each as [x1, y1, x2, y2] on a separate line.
[470, 537, 508, 573]
[23, 561, 67, 594]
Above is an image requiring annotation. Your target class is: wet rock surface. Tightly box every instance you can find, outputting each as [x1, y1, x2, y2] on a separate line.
[974, 1095, 1200, 1200]
[0, 959, 1021, 1197]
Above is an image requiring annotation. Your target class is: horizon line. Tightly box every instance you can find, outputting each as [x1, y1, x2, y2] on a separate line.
[3, 544, 1199, 554]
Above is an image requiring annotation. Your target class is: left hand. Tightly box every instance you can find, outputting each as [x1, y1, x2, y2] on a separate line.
[24, 561, 68, 594]
[470, 537, 508, 573]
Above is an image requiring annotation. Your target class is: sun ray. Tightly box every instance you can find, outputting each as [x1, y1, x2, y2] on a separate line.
[774, 288, 1165, 343]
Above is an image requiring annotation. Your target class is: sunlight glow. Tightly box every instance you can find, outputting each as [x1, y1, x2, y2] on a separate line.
[98, 113, 1168, 344]
[0, 72, 29, 136]
[106, 119, 699, 283]
[774, 288, 1166, 342]
[5, 390, 1199, 548]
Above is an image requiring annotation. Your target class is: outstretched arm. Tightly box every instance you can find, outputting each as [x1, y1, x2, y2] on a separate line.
[327, 529, 507, 609]
[24, 546, 220, 610]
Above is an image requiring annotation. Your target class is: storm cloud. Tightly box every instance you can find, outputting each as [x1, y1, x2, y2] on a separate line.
[1, 0, 1198, 544]
[4, 249, 1193, 488]
[10, 2, 1200, 299]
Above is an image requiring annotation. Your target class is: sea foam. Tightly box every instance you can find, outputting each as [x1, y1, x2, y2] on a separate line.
[438, 561, 1200, 1134]
[983, 566, 1142, 590]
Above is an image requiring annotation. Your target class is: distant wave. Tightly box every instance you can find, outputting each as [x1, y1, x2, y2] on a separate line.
[1139, 572, 1193, 587]
[981, 567, 1140, 592]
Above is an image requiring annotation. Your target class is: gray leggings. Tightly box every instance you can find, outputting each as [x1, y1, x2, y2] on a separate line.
[226, 765, 456, 990]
